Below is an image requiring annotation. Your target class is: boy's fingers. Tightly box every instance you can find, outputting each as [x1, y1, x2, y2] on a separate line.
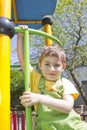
[23, 92, 31, 95]
[19, 92, 30, 99]
[18, 25, 28, 29]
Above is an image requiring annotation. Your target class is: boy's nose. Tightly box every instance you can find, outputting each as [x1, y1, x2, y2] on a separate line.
[50, 66, 55, 71]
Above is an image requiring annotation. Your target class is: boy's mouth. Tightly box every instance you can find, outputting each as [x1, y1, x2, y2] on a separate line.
[48, 73, 56, 76]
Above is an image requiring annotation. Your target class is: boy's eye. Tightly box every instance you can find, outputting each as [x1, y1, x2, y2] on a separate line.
[54, 64, 60, 67]
[45, 63, 49, 66]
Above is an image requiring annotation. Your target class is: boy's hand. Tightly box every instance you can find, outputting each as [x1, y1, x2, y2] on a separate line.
[18, 25, 28, 30]
[20, 92, 41, 108]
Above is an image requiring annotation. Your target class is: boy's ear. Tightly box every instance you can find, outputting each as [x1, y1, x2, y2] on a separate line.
[38, 63, 41, 69]
[63, 63, 66, 70]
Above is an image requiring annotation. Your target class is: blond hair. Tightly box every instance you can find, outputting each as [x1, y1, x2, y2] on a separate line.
[39, 44, 66, 64]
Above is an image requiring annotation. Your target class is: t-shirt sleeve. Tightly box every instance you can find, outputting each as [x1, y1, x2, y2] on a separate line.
[62, 78, 79, 100]
[30, 68, 41, 93]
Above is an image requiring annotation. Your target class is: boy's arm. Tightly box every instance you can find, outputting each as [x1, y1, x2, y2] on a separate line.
[17, 33, 24, 71]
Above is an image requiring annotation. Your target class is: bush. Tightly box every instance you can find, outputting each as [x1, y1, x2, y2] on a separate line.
[10, 69, 24, 110]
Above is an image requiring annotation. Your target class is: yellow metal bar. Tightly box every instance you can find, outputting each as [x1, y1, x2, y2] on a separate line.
[13, 20, 42, 24]
[44, 24, 52, 46]
[0, 0, 11, 130]
[12, 0, 18, 22]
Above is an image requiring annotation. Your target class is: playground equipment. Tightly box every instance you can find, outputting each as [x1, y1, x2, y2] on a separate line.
[12, 0, 57, 29]
[0, 0, 62, 130]
[0, 1, 14, 130]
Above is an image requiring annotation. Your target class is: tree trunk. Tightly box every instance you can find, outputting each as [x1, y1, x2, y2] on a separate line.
[70, 70, 87, 105]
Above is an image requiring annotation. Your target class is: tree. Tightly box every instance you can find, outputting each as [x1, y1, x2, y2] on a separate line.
[10, 69, 24, 109]
[52, 0, 87, 104]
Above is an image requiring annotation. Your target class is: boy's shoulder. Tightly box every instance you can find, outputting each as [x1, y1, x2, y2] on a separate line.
[62, 77, 72, 83]
[30, 67, 42, 77]
[62, 77, 74, 87]
[62, 77, 79, 99]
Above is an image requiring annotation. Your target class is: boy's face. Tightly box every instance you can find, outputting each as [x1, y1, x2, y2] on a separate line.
[39, 56, 66, 82]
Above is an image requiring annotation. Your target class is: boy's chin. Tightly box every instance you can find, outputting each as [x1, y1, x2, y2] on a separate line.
[46, 78, 57, 82]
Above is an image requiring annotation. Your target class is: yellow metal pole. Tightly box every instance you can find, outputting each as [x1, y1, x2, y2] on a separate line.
[42, 16, 53, 46]
[0, 0, 11, 130]
[44, 24, 52, 46]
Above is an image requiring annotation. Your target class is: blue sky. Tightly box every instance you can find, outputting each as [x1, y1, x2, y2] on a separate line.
[11, 34, 39, 66]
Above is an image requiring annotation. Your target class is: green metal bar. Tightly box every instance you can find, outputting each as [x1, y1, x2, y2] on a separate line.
[24, 30, 32, 130]
[15, 27, 63, 47]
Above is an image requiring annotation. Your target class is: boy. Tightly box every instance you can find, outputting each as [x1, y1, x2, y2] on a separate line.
[17, 26, 87, 130]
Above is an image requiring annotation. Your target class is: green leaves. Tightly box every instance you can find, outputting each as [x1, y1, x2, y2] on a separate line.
[10, 69, 24, 108]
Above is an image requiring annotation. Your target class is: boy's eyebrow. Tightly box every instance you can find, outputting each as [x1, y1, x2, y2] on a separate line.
[43, 60, 51, 63]
[44, 60, 50, 63]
